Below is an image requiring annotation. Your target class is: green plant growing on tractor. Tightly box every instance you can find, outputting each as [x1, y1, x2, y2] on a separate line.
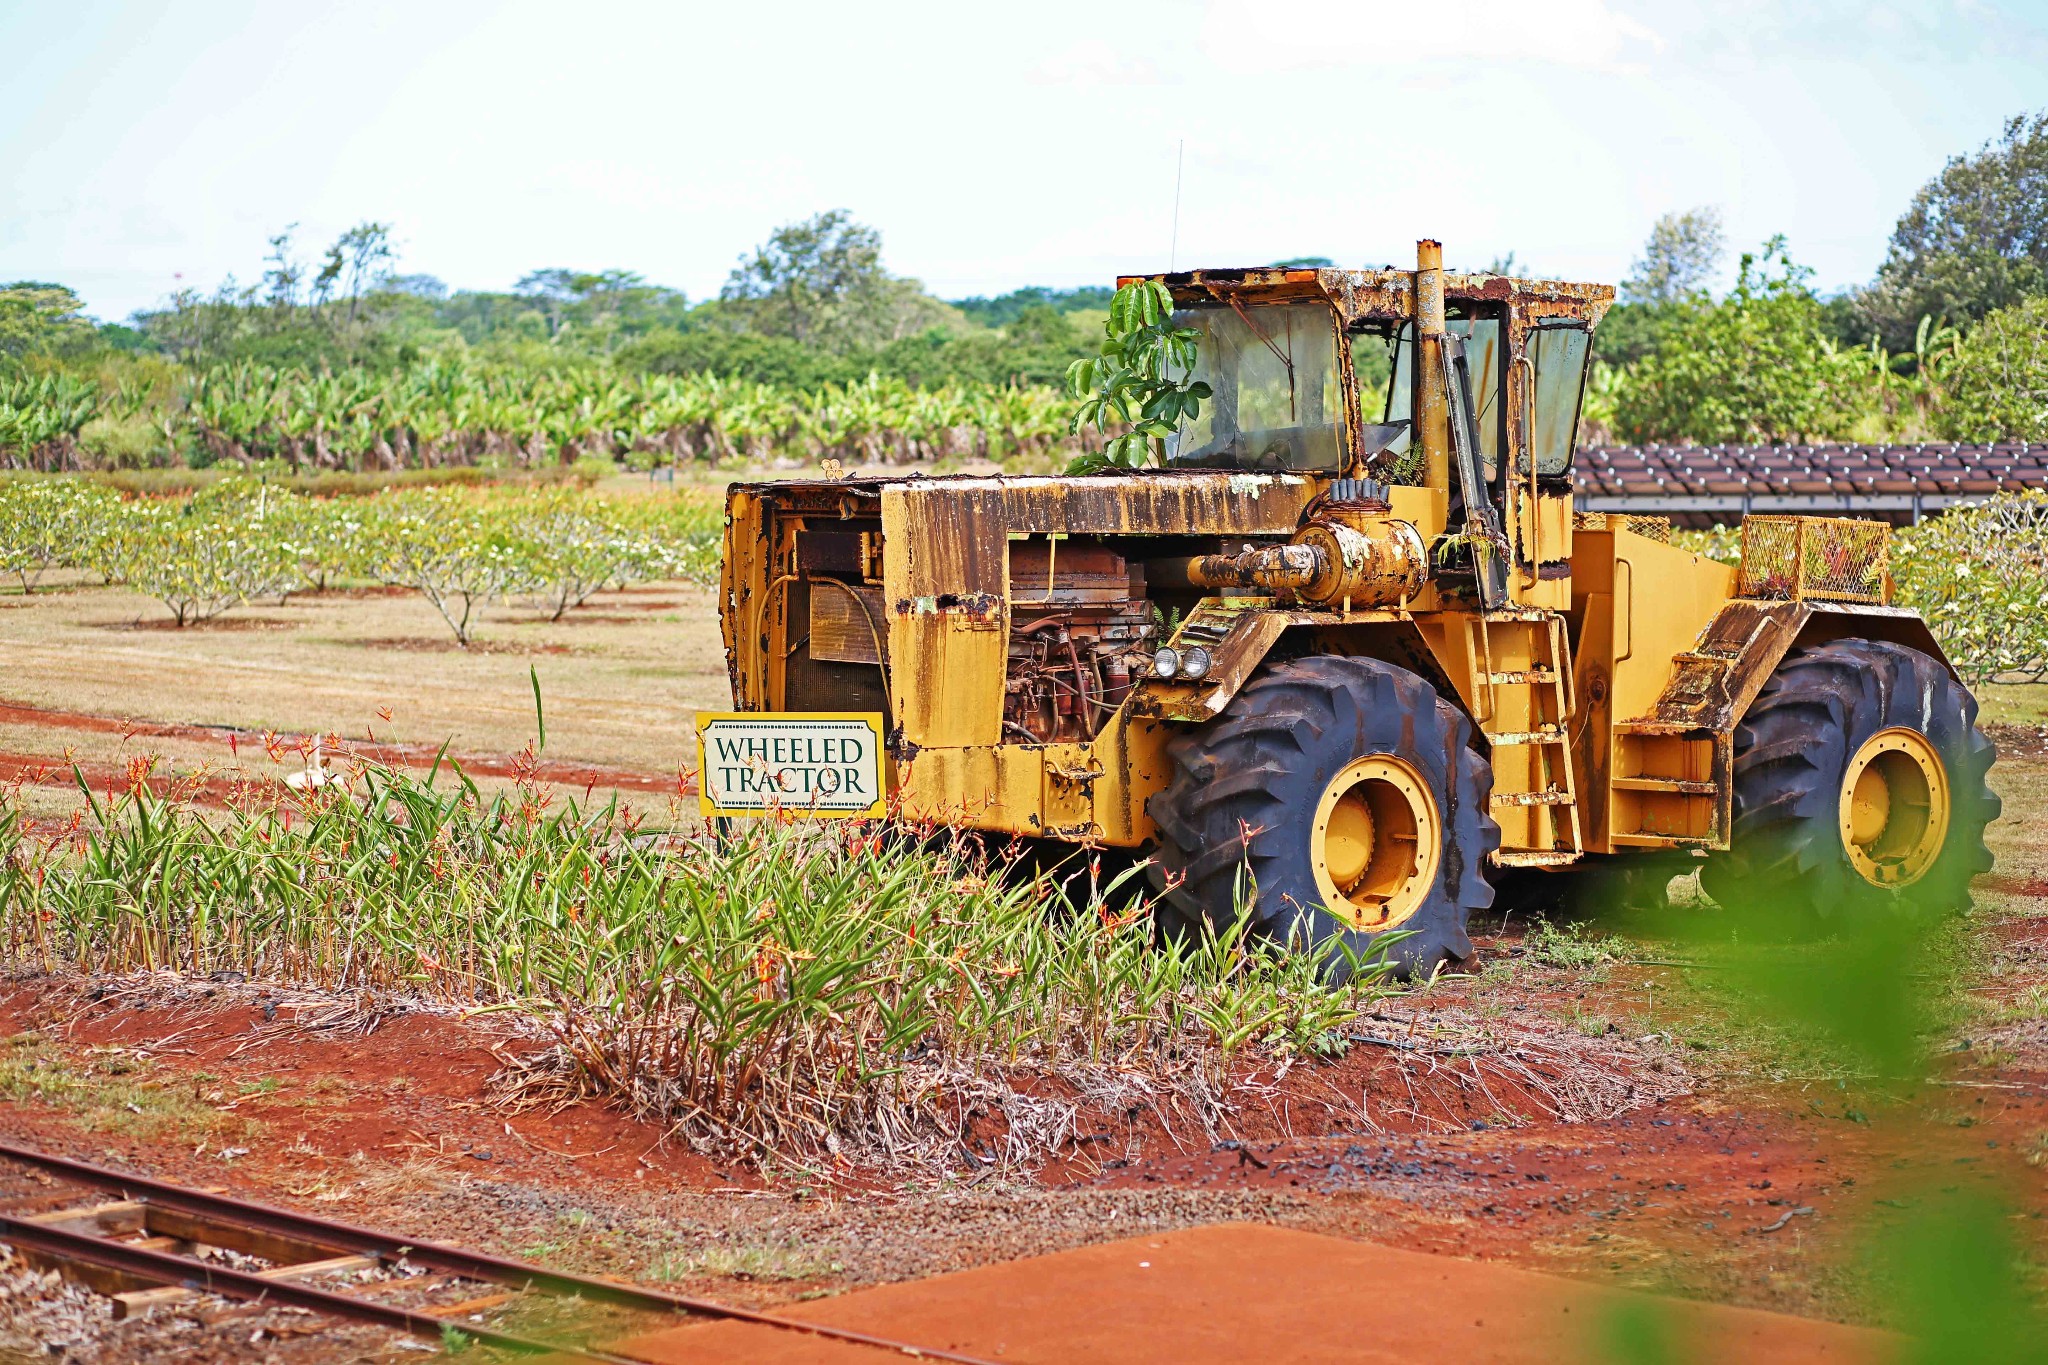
[1064, 280, 1209, 472]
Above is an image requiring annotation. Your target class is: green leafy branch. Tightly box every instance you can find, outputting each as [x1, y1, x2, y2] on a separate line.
[1063, 280, 1209, 473]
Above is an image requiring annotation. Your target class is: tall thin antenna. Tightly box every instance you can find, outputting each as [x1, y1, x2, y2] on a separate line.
[1169, 139, 1185, 271]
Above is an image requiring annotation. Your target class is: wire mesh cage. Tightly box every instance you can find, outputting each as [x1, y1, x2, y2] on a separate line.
[1738, 516, 1890, 603]
[1572, 512, 1673, 542]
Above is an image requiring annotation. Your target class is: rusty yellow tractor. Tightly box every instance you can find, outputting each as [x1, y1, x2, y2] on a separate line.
[713, 241, 1997, 977]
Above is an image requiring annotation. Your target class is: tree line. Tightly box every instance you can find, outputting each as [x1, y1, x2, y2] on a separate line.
[2, 108, 2045, 466]
[1592, 111, 2047, 444]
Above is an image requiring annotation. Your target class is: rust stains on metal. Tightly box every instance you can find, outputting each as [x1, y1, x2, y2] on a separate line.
[1641, 600, 1801, 734]
[1122, 265, 1615, 330]
[893, 591, 1004, 622]
[1130, 606, 1291, 723]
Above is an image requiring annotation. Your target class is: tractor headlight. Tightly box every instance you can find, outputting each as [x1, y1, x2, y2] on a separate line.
[1178, 646, 1213, 680]
[1151, 647, 1181, 679]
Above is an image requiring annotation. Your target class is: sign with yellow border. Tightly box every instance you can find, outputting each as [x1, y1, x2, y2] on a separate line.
[696, 712, 887, 819]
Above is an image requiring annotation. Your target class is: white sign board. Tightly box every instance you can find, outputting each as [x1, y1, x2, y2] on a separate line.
[697, 712, 887, 818]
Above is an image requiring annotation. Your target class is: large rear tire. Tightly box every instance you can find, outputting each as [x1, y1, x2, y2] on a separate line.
[1700, 638, 1998, 925]
[1146, 656, 1499, 980]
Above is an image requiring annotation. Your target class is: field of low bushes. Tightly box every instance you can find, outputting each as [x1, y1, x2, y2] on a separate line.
[0, 473, 723, 644]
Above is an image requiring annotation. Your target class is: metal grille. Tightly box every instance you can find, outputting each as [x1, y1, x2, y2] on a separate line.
[1572, 511, 1672, 542]
[1738, 516, 1890, 603]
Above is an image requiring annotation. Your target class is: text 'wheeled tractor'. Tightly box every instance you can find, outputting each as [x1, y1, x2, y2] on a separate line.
[712, 240, 1997, 977]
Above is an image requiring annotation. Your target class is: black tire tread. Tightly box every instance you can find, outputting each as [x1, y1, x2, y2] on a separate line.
[1147, 656, 1500, 977]
[1701, 638, 1998, 922]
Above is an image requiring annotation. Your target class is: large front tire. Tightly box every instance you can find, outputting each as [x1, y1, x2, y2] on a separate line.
[1146, 656, 1499, 980]
[1700, 638, 1998, 924]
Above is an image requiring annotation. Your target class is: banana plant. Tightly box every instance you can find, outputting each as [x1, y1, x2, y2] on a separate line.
[1064, 279, 1207, 472]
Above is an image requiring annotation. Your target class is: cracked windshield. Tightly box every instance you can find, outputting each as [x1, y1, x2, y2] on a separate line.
[1166, 301, 1345, 472]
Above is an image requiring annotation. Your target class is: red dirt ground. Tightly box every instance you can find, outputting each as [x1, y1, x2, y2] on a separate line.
[0, 980, 728, 1192]
[1, 739, 2042, 1359]
[617, 1223, 1890, 1364]
[0, 698, 695, 800]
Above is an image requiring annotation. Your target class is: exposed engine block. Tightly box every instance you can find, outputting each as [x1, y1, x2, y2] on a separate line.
[1003, 538, 1156, 744]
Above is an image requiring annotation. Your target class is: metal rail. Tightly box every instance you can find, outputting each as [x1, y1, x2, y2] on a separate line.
[0, 1141, 997, 1365]
[0, 1215, 640, 1362]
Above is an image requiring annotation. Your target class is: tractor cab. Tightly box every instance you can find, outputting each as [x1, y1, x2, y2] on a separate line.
[1135, 254, 1607, 611]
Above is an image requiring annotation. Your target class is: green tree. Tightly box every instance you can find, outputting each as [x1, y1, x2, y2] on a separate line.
[0, 283, 99, 363]
[1065, 280, 1208, 470]
[950, 285, 1112, 328]
[1865, 111, 2048, 348]
[1622, 206, 1725, 303]
[1596, 210, 1727, 370]
[512, 268, 688, 347]
[1613, 238, 1867, 444]
[721, 211, 885, 348]
[1935, 296, 2048, 441]
[719, 211, 953, 353]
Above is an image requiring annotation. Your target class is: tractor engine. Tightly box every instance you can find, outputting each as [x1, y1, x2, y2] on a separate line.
[1003, 538, 1158, 744]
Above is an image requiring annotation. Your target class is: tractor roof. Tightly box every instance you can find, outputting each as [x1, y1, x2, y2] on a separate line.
[1120, 265, 1615, 330]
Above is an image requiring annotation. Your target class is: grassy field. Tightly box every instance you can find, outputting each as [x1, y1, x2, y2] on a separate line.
[0, 573, 725, 804]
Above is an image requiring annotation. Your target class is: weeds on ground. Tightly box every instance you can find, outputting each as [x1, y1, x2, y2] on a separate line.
[1524, 918, 1635, 972]
[649, 1240, 844, 1283]
[0, 1033, 243, 1140]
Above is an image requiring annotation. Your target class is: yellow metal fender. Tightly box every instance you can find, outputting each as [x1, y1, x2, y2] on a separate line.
[1129, 600, 1452, 725]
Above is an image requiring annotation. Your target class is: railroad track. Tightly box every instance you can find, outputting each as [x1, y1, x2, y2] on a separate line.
[0, 1140, 993, 1363]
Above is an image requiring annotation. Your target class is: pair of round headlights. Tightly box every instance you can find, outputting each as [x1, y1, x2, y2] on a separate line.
[1151, 645, 1213, 681]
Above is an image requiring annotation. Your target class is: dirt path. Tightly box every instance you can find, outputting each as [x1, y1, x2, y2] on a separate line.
[617, 1223, 1891, 1364]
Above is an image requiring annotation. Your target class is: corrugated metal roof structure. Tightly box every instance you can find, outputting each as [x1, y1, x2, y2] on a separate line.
[1576, 442, 2046, 524]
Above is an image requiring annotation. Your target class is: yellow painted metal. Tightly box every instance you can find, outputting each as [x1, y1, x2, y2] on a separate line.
[719, 488, 772, 709]
[880, 485, 1006, 749]
[889, 717, 1172, 846]
[1310, 755, 1440, 931]
[1575, 528, 1739, 724]
[714, 250, 1940, 892]
[1389, 484, 1449, 556]
[1838, 727, 1950, 888]
[1415, 240, 1450, 496]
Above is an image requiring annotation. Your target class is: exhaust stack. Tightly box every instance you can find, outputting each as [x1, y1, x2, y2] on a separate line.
[1415, 239, 1449, 494]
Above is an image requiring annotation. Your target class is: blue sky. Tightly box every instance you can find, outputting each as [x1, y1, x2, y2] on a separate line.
[3, 0, 2045, 322]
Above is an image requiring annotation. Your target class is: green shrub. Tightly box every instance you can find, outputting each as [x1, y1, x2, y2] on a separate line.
[1935, 297, 2048, 441]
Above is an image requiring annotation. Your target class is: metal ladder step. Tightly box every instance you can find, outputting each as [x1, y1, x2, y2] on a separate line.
[1488, 727, 1569, 747]
[1492, 849, 1583, 868]
[1612, 775, 1716, 796]
[1493, 789, 1577, 807]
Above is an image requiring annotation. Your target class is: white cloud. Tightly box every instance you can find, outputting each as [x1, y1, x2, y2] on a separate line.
[1029, 39, 1168, 85]
[1199, 0, 1664, 71]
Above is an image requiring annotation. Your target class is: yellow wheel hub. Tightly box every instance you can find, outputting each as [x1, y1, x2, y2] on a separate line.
[1838, 727, 1950, 889]
[1311, 755, 1440, 931]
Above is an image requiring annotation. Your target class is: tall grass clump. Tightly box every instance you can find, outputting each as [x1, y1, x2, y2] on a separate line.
[0, 762, 1391, 1163]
